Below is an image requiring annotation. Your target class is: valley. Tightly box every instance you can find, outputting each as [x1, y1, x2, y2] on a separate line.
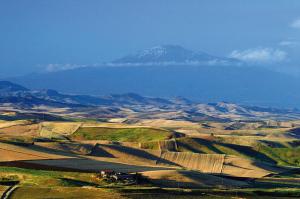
[2, 1, 300, 198]
[0, 81, 300, 198]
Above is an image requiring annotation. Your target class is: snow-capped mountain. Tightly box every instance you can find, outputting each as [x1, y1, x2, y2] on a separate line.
[112, 45, 242, 66]
[7, 45, 300, 108]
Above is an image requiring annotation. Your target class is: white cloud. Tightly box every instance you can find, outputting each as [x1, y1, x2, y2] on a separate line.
[44, 63, 88, 72]
[279, 40, 298, 46]
[229, 48, 287, 63]
[290, 18, 300, 29]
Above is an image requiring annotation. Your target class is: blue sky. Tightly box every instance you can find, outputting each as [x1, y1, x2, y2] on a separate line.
[1, 0, 300, 76]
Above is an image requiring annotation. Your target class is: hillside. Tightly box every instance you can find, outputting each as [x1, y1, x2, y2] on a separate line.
[1, 81, 300, 121]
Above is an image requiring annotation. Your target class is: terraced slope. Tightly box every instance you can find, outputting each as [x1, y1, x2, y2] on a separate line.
[160, 151, 280, 178]
[159, 152, 224, 174]
[158, 139, 178, 151]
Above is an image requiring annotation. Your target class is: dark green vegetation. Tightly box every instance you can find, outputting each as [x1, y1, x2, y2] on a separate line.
[71, 127, 174, 142]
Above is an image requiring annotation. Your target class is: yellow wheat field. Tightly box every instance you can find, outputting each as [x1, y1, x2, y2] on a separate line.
[160, 152, 225, 173]
[39, 122, 82, 137]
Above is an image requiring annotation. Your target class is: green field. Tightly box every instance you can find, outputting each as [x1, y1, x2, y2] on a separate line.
[253, 143, 300, 166]
[176, 137, 300, 166]
[176, 137, 273, 162]
[0, 167, 102, 188]
[71, 127, 174, 142]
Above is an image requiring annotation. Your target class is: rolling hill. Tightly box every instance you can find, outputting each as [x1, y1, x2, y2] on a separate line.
[0, 81, 300, 121]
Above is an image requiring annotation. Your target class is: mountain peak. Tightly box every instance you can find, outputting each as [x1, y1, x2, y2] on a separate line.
[138, 45, 189, 56]
[112, 45, 241, 65]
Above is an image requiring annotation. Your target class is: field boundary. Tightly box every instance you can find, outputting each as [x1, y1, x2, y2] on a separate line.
[1, 185, 19, 199]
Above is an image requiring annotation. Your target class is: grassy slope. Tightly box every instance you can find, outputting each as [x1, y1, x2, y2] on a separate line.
[0, 167, 99, 187]
[176, 137, 262, 160]
[176, 137, 300, 166]
[71, 127, 173, 142]
[253, 143, 300, 166]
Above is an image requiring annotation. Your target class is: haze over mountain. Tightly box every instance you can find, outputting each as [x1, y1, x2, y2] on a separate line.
[112, 45, 242, 66]
[6, 45, 300, 108]
[1, 80, 300, 121]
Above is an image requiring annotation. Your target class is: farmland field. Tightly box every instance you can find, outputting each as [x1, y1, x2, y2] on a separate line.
[0, 118, 300, 198]
[2, 166, 300, 199]
[3, 3, 300, 198]
[71, 127, 175, 142]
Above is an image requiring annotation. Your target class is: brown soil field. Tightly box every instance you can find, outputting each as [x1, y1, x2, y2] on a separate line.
[0, 186, 9, 198]
[0, 142, 73, 162]
[0, 120, 29, 128]
[0, 160, 86, 172]
[10, 187, 126, 199]
[0, 124, 39, 137]
[90, 144, 163, 166]
[0, 141, 283, 179]
[34, 142, 94, 155]
[159, 151, 281, 178]
[83, 143, 281, 178]
[141, 170, 248, 188]
[135, 119, 200, 129]
[81, 122, 151, 128]
[222, 155, 283, 178]
[90, 143, 278, 178]
[24, 157, 173, 173]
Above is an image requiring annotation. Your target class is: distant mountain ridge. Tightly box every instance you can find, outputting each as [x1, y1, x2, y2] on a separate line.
[1, 81, 300, 121]
[0, 81, 176, 108]
[0, 81, 28, 94]
[112, 45, 242, 65]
